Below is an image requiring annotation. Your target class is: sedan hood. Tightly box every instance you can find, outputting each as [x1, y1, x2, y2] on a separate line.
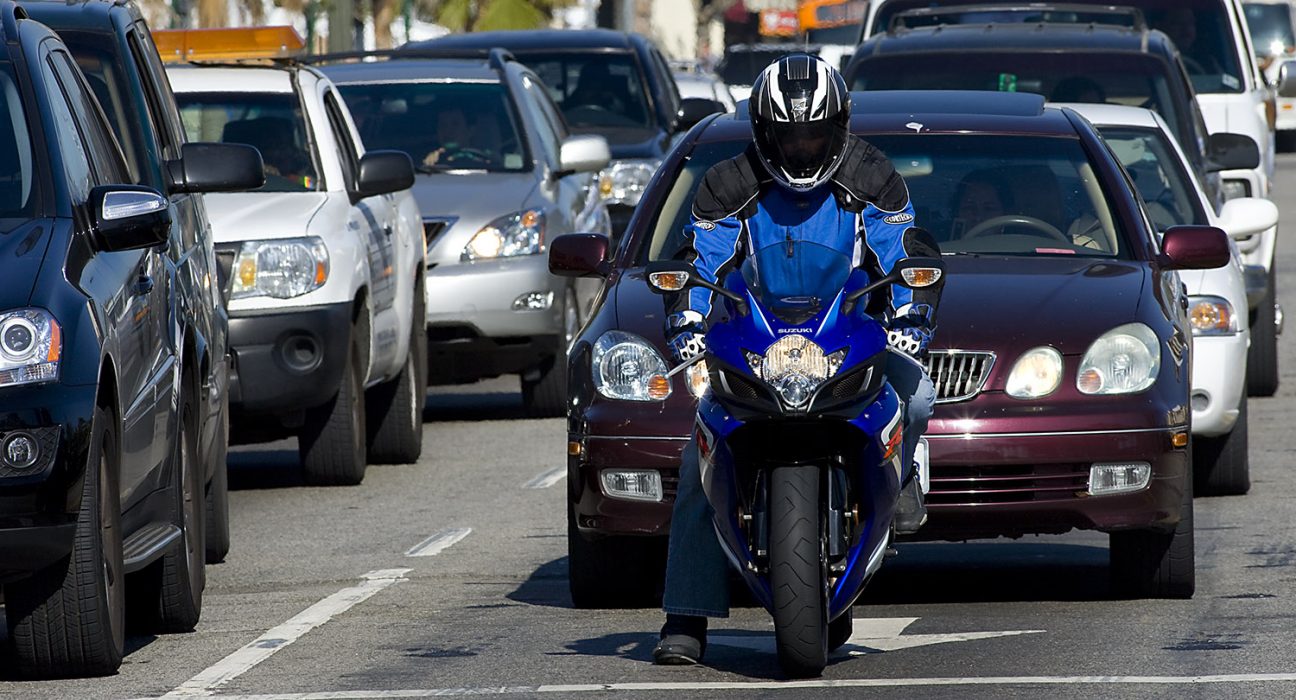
[935, 256, 1149, 356]
[572, 126, 667, 159]
[203, 193, 329, 243]
[0, 219, 55, 309]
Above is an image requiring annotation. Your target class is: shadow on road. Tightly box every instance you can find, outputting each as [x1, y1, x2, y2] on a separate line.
[862, 541, 1112, 604]
[227, 449, 306, 490]
[506, 556, 572, 608]
[423, 388, 528, 422]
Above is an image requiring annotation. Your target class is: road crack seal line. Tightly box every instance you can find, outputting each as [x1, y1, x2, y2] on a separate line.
[160, 568, 412, 698]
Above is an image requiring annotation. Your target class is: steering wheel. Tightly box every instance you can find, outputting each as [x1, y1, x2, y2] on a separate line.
[963, 215, 1069, 242]
[441, 146, 493, 164]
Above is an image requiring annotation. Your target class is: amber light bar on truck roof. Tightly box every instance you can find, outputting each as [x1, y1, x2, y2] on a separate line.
[151, 26, 305, 64]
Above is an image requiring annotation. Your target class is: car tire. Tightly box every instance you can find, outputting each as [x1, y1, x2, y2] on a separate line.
[567, 505, 663, 608]
[204, 389, 230, 564]
[1193, 396, 1250, 497]
[300, 330, 367, 485]
[769, 465, 828, 678]
[6, 406, 125, 678]
[1247, 270, 1279, 397]
[522, 289, 577, 419]
[1109, 465, 1194, 599]
[828, 608, 853, 652]
[366, 316, 426, 465]
[133, 401, 205, 632]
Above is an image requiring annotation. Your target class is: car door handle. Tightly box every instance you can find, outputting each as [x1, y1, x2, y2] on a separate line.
[132, 274, 154, 296]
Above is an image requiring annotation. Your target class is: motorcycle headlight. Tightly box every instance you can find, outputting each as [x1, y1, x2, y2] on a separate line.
[0, 309, 60, 387]
[462, 209, 545, 262]
[598, 160, 660, 207]
[232, 237, 329, 300]
[1077, 323, 1161, 395]
[1005, 346, 1063, 399]
[592, 330, 671, 401]
[1187, 296, 1238, 336]
[749, 334, 845, 408]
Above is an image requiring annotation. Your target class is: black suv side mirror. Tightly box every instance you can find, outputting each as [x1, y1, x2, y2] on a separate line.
[354, 150, 415, 200]
[167, 142, 266, 194]
[676, 97, 727, 131]
[90, 185, 172, 252]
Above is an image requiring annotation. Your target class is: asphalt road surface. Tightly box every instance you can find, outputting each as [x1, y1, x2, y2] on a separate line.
[7, 159, 1296, 700]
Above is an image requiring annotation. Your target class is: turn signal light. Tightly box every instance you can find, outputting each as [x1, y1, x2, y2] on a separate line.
[647, 374, 671, 400]
[901, 267, 942, 288]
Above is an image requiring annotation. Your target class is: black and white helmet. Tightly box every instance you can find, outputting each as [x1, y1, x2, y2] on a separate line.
[749, 53, 850, 191]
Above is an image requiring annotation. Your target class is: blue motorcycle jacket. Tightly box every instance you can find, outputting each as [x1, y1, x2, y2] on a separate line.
[668, 136, 942, 354]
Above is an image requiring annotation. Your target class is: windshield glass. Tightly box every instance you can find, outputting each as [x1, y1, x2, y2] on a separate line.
[336, 81, 529, 173]
[1098, 126, 1205, 230]
[520, 52, 654, 132]
[639, 134, 1127, 264]
[176, 92, 321, 192]
[1244, 3, 1296, 57]
[741, 241, 852, 321]
[0, 63, 35, 222]
[719, 48, 809, 86]
[850, 53, 1188, 145]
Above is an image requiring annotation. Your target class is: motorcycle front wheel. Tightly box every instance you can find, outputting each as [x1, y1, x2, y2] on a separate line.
[769, 465, 829, 678]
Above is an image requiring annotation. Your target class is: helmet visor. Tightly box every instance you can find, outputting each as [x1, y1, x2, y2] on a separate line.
[767, 119, 839, 180]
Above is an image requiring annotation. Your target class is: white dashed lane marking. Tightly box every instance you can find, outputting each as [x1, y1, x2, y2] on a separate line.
[404, 527, 472, 557]
[522, 466, 566, 489]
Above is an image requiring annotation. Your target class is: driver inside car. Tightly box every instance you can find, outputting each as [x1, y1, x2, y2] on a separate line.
[652, 54, 941, 667]
[422, 105, 479, 168]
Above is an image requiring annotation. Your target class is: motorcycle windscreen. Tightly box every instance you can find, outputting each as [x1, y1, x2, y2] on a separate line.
[740, 241, 852, 325]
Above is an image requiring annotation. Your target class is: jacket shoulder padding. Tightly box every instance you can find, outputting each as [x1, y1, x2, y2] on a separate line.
[692, 144, 765, 222]
[830, 136, 910, 214]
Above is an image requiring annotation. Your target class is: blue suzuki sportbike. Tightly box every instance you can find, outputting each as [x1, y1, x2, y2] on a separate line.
[647, 240, 943, 677]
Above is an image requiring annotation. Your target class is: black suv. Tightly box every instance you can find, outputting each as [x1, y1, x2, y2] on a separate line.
[407, 29, 723, 235]
[0, 1, 260, 679]
[23, 0, 262, 566]
[843, 14, 1225, 206]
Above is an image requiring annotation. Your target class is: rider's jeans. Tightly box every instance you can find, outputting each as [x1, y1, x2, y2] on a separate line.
[662, 350, 935, 618]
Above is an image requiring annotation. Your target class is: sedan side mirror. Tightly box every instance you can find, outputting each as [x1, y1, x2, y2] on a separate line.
[549, 232, 611, 277]
[90, 185, 171, 252]
[1160, 225, 1230, 270]
[676, 97, 727, 131]
[1218, 197, 1279, 240]
[167, 142, 265, 193]
[1205, 132, 1261, 172]
[354, 150, 415, 200]
[557, 135, 611, 177]
[1279, 60, 1296, 98]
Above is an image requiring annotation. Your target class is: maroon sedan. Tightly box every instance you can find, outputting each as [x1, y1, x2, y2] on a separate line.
[550, 91, 1229, 606]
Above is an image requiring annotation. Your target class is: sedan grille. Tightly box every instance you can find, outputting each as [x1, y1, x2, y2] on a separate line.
[925, 351, 994, 403]
[927, 463, 1090, 506]
[422, 217, 457, 253]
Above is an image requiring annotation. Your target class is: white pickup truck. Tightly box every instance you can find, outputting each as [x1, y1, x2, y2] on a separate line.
[168, 63, 426, 485]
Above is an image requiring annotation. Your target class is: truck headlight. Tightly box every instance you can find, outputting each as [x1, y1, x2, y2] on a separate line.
[592, 330, 671, 401]
[1005, 346, 1063, 399]
[598, 160, 660, 207]
[1187, 296, 1238, 336]
[0, 309, 60, 387]
[1076, 323, 1160, 395]
[232, 237, 329, 300]
[462, 209, 545, 262]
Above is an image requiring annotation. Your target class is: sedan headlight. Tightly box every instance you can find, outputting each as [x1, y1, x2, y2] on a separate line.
[0, 309, 60, 387]
[592, 330, 671, 401]
[598, 160, 660, 207]
[747, 334, 845, 409]
[462, 209, 545, 262]
[1221, 179, 1250, 201]
[1005, 346, 1063, 399]
[232, 237, 329, 300]
[1187, 295, 1238, 336]
[1077, 323, 1160, 395]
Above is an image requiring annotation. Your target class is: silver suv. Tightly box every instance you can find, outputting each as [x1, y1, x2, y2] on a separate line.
[321, 49, 611, 417]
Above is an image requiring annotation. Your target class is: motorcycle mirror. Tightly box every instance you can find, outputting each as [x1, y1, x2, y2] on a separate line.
[894, 257, 946, 289]
[644, 260, 749, 314]
[648, 270, 691, 292]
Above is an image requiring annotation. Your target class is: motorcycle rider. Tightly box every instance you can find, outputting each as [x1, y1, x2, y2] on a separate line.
[653, 54, 941, 665]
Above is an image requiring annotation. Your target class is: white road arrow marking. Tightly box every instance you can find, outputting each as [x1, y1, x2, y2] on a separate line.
[709, 617, 1044, 657]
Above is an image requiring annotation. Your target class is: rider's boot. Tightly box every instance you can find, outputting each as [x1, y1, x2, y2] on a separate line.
[653, 614, 707, 665]
[893, 438, 929, 535]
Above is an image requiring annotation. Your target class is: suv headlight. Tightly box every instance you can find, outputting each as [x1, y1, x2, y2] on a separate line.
[1005, 346, 1063, 399]
[1077, 323, 1160, 395]
[0, 309, 60, 387]
[462, 209, 545, 262]
[748, 334, 845, 409]
[592, 331, 671, 401]
[1187, 295, 1238, 336]
[599, 160, 660, 207]
[232, 237, 329, 300]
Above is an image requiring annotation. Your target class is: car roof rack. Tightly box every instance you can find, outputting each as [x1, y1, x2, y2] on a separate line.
[302, 47, 516, 72]
[888, 3, 1146, 33]
[2, 2, 25, 44]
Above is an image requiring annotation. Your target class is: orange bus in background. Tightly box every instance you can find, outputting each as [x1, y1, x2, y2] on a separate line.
[798, 0, 868, 44]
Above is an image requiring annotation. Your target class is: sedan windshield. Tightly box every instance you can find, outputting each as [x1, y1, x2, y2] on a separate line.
[176, 92, 321, 192]
[1097, 126, 1206, 230]
[639, 134, 1127, 264]
[1244, 3, 1296, 58]
[520, 52, 654, 133]
[337, 81, 529, 173]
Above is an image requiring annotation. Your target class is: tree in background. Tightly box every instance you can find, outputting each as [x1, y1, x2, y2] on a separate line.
[431, 0, 574, 33]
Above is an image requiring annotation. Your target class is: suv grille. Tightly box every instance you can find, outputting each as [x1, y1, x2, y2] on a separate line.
[925, 351, 994, 403]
